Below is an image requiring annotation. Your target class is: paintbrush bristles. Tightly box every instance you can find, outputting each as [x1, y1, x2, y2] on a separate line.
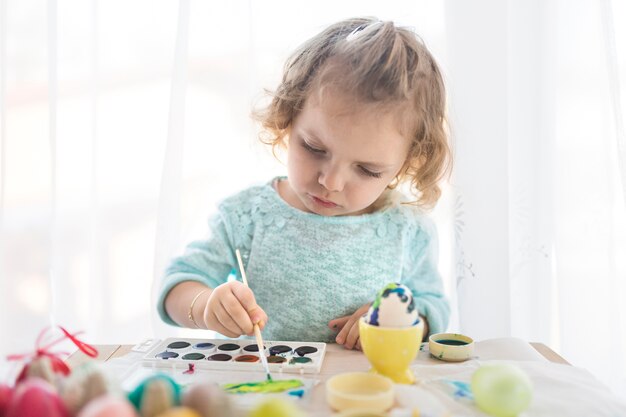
[254, 325, 272, 381]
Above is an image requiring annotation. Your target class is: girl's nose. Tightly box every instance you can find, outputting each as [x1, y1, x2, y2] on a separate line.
[318, 164, 345, 192]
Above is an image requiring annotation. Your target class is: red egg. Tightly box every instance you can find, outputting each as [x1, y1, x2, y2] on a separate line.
[6, 378, 69, 417]
[0, 384, 13, 416]
[77, 395, 138, 417]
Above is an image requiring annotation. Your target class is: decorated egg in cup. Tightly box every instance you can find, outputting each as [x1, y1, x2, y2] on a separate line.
[359, 283, 424, 384]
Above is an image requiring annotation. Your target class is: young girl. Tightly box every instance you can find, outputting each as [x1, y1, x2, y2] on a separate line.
[158, 17, 451, 350]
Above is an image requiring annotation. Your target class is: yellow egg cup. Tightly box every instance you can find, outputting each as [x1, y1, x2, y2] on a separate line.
[358, 318, 424, 384]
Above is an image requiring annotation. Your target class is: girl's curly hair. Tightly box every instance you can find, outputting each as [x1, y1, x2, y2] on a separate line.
[254, 17, 452, 208]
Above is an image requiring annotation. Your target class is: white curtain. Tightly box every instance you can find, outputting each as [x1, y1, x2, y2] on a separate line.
[445, 0, 626, 399]
[1, 0, 624, 400]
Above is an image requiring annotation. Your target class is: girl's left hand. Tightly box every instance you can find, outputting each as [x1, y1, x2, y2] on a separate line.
[328, 303, 371, 350]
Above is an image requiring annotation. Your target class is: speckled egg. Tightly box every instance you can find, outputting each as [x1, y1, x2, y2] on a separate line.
[182, 383, 234, 417]
[364, 283, 419, 327]
[61, 363, 115, 415]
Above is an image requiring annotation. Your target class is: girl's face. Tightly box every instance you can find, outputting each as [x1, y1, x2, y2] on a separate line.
[280, 91, 412, 216]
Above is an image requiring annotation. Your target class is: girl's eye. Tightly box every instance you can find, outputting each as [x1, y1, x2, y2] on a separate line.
[359, 166, 382, 178]
[302, 141, 325, 154]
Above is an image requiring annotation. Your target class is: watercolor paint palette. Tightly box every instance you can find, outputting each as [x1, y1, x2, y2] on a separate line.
[142, 338, 327, 374]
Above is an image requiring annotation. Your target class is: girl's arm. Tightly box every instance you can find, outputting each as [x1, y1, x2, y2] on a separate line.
[164, 280, 213, 328]
[403, 216, 450, 337]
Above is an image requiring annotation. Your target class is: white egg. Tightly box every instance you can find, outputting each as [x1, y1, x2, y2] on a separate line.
[365, 283, 419, 328]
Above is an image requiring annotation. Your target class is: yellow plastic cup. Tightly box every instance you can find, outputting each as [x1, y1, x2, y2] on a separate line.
[325, 372, 394, 412]
[359, 318, 424, 384]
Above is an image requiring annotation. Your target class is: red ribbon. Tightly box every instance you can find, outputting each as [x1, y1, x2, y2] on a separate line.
[7, 326, 99, 381]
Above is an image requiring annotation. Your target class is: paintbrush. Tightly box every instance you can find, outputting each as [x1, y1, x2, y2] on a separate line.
[235, 249, 272, 382]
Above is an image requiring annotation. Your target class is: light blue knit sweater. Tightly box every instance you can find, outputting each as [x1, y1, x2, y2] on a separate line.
[157, 178, 449, 342]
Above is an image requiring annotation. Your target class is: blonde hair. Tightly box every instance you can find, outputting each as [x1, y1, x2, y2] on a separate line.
[254, 17, 451, 208]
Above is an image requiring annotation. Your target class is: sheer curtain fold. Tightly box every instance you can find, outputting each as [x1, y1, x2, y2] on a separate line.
[151, 0, 190, 338]
[446, 0, 626, 398]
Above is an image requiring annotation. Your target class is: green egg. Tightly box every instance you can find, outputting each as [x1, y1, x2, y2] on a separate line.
[127, 374, 181, 410]
[471, 364, 533, 417]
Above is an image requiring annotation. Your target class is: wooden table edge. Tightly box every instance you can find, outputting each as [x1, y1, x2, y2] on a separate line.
[529, 342, 569, 365]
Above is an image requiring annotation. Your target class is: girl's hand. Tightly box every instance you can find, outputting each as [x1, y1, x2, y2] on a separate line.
[202, 281, 268, 338]
[328, 303, 371, 350]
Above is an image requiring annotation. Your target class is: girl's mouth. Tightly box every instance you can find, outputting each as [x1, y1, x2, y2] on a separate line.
[311, 195, 338, 208]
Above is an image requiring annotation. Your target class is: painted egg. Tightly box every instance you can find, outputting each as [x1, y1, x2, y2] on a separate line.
[22, 356, 56, 384]
[364, 283, 419, 327]
[154, 407, 202, 417]
[61, 363, 115, 415]
[471, 364, 533, 417]
[76, 395, 137, 417]
[6, 378, 70, 417]
[141, 379, 175, 417]
[249, 397, 305, 417]
[0, 384, 13, 415]
[15, 355, 70, 385]
[127, 374, 181, 411]
[182, 383, 233, 417]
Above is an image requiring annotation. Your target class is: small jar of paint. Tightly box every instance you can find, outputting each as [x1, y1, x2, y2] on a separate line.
[428, 333, 474, 362]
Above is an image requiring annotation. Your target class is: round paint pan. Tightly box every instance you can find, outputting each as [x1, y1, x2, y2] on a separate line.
[294, 345, 319, 357]
[234, 354, 260, 363]
[242, 343, 267, 356]
[167, 341, 191, 349]
[155, 351, 179, 359]
[182, 352, 205, 360]
[217, 343, 241, 354]
[267, 355, 287, 364]
[288, 356, 312, 365]
[207, 353, 233, 361]
[326, 372, 394, 413]
[428, 332, 474, 362]
[268, 345, 292, 356]
[192, 342, 216, 353]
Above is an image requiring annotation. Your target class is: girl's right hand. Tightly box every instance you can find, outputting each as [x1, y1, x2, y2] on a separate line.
[202, 281, 268, 338]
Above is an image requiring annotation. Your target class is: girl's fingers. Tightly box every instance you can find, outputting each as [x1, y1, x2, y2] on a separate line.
[343, 321, 361, 350]
[336, 316, 357, 345]
[215, 298, 245, 336]
[248, 306, 269, 329]
[328, 315, 351, 332]
[231, 281, 268, 326]
[210, 310, 239, 338]
[222, 291, 255, 335]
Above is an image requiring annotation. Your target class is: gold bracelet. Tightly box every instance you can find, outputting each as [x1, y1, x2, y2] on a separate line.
[188, 288, 209, 329]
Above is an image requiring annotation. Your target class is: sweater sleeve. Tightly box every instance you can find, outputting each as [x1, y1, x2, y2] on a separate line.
[156, 211, 237, 326]
[401, 215, 450, 337]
